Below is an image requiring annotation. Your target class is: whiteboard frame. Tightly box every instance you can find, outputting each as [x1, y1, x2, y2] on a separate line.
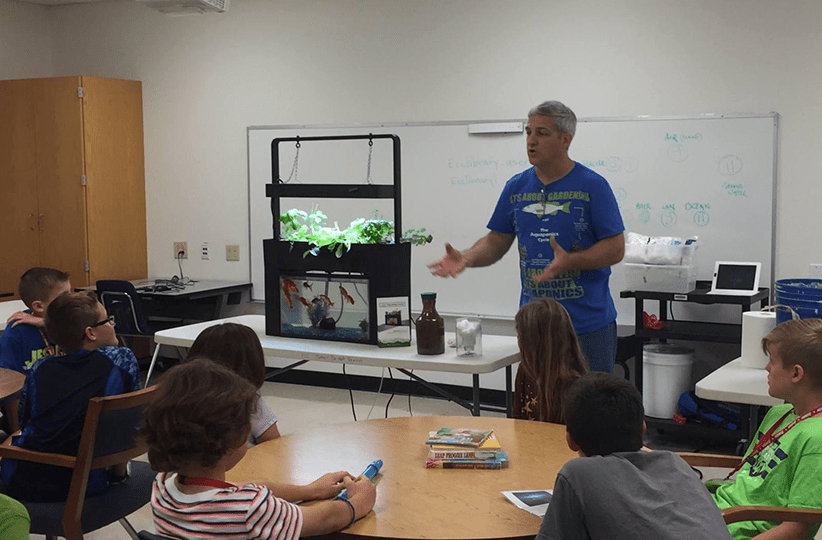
[247, 113, 779, 319]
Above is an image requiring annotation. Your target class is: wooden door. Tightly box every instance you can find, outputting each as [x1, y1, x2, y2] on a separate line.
[0, 79, 41, 298]
[34, 77, 89, 286]
[81, 77, 147, 283]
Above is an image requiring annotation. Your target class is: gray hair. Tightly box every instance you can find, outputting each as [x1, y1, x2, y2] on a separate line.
[528, 101, 577, 137]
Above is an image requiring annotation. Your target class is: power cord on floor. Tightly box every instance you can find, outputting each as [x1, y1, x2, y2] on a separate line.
[407, 370, 414, 416]
[343, 364, 357, 421]
[366, 368, 386, 420]
[384, 368, 396, 418]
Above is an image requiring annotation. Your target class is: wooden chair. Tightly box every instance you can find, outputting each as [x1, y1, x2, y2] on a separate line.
[0, 386, 156, 540]
[680, 452, 822, 526]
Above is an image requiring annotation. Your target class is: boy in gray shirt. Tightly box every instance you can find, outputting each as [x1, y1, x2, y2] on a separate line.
[536, 372, 731, 540]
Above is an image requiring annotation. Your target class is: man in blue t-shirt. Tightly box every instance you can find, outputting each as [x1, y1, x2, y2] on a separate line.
[429, 101, 624, 372]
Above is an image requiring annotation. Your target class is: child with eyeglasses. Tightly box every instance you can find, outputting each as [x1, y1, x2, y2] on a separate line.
[0, 290, 140, 501]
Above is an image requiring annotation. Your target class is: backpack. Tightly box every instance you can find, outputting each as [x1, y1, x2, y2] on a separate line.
[677, 391, 741, 431]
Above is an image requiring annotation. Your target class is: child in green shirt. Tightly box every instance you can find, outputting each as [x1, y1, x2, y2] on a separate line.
[712, 318, 822, 540]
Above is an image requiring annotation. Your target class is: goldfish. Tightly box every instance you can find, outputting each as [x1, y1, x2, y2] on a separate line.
[318, 294, 335, 306]
[339, 285, 355, 305]
[298, 296, 311, 308]
[303, 281, 313, 291]
[281, 278, 299, 308]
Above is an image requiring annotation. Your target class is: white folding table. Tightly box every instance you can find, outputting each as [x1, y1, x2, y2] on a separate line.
[0, 299, 27, 333]
[146, 314, 520, 416]
[695, 357, 782, 441]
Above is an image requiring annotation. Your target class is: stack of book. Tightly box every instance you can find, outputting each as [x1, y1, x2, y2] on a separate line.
[424, 427, 509, 469]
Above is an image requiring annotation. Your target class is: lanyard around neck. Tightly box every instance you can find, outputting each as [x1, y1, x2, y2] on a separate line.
[725, 405, 822, 479]
[37, 328, 54, 357]
[178, 475, 235, 489]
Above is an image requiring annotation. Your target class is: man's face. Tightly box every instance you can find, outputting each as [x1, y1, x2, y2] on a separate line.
[765, 343, 795, 400]
[525, 115, 571, 171]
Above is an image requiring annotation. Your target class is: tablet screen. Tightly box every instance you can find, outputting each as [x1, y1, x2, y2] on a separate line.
[715, 264, 759, 291]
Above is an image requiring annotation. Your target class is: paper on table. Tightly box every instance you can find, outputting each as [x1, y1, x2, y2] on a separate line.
[501, 489, 553, 517]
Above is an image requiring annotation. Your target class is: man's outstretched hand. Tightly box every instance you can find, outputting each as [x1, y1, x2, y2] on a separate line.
[428, 243, 468, 278]
[533, 236, 570, 282]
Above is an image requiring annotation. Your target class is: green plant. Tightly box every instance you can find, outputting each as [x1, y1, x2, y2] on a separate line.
[279, 207, 432, 258]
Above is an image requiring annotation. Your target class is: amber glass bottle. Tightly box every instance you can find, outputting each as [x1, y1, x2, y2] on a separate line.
[416, 292, 445, 355]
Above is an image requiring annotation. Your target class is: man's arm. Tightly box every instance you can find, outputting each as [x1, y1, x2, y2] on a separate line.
[428, 231, 515, 277]
[534, 232, 624, 282]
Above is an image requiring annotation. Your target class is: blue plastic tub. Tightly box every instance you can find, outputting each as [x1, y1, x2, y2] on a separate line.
[774, 279, 822, 323]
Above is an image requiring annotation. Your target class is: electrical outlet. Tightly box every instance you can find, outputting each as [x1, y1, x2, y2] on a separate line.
[226, 244, 240, 262]
[173, 241, 188, 259]
[201, 242, 209, 260]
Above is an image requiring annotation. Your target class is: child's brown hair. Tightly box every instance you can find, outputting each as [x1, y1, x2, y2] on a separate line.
[18, 267, 70, 308]
[185, 323, 266, 389]
[762, 318, 822, 389]
[44, 290, 99, 353]
[515, 298, 588, 423]
[140, 357, 258, 472]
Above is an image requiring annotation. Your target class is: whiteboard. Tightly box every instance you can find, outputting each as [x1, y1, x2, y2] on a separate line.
[248, 115, 777, 323]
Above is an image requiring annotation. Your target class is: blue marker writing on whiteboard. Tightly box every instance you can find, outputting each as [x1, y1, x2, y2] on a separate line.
[335, 459, 383, 501]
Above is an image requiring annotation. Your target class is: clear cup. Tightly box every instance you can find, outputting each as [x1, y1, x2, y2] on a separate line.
[455, 317, 482, 357]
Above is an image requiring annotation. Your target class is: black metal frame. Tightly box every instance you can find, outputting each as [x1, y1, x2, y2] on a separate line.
[265, 134, 411, 345]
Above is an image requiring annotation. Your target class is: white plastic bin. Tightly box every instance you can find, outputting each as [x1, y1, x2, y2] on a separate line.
[624, 242, 698, 266]
[642, 344, 694, 419]
[624, 263, 698, 293]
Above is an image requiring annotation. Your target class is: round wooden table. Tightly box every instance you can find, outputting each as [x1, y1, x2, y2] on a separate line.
[0, 368, 25, 434]
[226, 415, 578, 540]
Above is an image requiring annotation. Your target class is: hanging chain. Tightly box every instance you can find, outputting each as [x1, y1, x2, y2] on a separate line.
[365, 136, 374, 184]
[282, 140, 301, 184]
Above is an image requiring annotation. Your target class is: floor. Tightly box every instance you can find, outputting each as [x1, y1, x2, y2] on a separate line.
[29, 376, 819, 539]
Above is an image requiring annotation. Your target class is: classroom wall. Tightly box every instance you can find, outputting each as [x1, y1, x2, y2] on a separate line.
[0, 0, 52, 79]
[32, 0, 822, 293]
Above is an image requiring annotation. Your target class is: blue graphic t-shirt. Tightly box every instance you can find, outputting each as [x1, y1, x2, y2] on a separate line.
[487, 163, 624, 334]
[0, 312, 55, 374]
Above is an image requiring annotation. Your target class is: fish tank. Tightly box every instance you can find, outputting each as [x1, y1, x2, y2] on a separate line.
[264, 239, 411, 345]
[279, 273, 370, 343]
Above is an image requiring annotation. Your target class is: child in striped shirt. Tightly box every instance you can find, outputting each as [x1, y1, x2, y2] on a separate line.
[140, 357, 376, 539]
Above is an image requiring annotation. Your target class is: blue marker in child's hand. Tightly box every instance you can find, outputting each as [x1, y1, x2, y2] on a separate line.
[335, 459, 383, 500]
[361, 459, 383, 480]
